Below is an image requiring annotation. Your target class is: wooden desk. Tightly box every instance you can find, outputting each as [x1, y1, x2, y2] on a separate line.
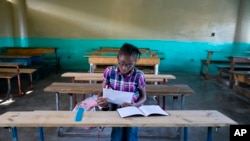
[2, 47, 60, 73]
[61, 72, 176, 83]
[232, 71, 250, 98]
[0, 62, 24, 98]
[0, 110, 237, 141]
[44, 82, 194, 111]
[85, 56, 160, 74]
[0, 54, 34, 66]
[217, 56, 250, 87]
[200, 50, 229, 79]
[61, 72, 177, 108]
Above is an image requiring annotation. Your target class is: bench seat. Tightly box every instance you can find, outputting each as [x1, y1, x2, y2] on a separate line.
[44, 82, 194, 110]
[0, 68, 37, 90]
[232, 71, 250, 99]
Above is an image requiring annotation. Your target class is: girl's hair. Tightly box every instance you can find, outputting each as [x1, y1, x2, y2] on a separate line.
[118, 43, 141, 59]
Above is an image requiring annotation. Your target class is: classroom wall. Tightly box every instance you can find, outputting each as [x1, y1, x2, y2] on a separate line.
[1, 0, 249, 73]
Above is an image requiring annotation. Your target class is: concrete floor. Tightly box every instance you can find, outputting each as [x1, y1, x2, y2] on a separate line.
[0, 71, 250, 141]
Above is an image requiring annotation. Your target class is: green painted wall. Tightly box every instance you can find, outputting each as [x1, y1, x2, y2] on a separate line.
[0, 0, 249, 73]
[1, 38, 249, 73]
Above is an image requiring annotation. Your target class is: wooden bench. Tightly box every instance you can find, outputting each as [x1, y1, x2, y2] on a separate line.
[200, 50, 230, 79]
[61, 72, 177, 108]
[0, 110, 237, 141]
[44, 82, 194, 111]
[0, 72, 18, 101]
[0, 68, 37, 90]
[61, 72, 176, 83]
[217, 56, 250, 87]
[0, 62, 24, 99]
[231, 71, 250, 99]
[2, 47, 60, 73]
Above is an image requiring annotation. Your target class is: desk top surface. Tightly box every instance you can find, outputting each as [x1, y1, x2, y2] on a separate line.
[44, 82, 194, 95]
[0, 62, 21, 67]
[0, 54, 34, 58]
[61, 72, 176, 80]
[0, 110, 237, 127]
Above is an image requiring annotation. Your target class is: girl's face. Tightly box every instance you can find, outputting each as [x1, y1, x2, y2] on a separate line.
[117, 54, 137, 75]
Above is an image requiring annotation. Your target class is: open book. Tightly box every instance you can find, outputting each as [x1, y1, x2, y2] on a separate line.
[117, 105, 169, 118]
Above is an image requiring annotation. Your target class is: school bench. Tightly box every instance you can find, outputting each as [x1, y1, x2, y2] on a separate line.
[217, 56, 250, 87]
[61, 72, 176, 83]
[200, 50, 229, 79]
[231, 71, 250, 99]
[61, 72, 177, 109]
[2, 47, 60, 73]
[0, 62, 24, 100]
[0, 68, 37, 90]
[44, 82, 194, 111]
[0, 110, 237, 141]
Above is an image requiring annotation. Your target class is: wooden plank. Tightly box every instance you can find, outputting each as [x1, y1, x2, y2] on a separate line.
[61, 72, 176, 82]
[0, 62, 22, 67]
[0, 72, 17, 79]
[0, 68, 37, 74]
[44, 82, 194, 96]
[0, 110, 237, 127]
[6, 48, 56, 55]
[86, 56, 160, 65]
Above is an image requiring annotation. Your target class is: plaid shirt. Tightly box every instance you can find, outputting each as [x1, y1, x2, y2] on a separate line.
[103, 66, 146, 103]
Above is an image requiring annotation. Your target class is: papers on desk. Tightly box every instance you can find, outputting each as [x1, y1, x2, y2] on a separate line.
[103, 88, 133, 105]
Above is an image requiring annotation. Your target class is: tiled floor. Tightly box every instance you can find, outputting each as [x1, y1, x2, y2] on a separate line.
[0, 71, 249, 141]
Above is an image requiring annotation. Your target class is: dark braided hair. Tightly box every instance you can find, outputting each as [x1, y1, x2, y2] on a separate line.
[118, 43, 141, 59]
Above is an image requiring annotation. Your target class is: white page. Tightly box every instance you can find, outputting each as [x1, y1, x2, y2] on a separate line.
[103, 88, 133, 105]
[139, 105, 169, 117]
[117, 106, 144, 118]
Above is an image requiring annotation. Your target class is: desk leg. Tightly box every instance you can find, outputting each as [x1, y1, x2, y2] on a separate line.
[6, 78, 12, 99]
[69, 94, 73, 110]
[38, 127, 44, 141]
[29, 73, 34, 90]
[11, 127, 18, 141]
[183, 127, 188, 141]
[56, 92, 59, 111]
[207, 127, 213, 141]
[162, 96, 166, 110]
[181, 95, 185, 110]
[154, 64, 159, 75]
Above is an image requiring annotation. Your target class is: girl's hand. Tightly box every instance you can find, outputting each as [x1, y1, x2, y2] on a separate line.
[97, 96, 108, 107]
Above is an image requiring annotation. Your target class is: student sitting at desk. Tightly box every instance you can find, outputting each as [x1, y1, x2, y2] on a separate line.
[97, 43, 147, 141]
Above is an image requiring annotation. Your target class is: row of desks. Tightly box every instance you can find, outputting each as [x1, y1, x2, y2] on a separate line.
[200, 50, 250, 79]
[0, 71, 237, 141]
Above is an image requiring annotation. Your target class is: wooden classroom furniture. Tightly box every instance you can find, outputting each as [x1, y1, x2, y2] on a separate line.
[61, 72, 176, 83]
[0, 68, 37, 90]
[86, 56, 160, 74]
[217, 56, 250, 87]
[232, 71, 250, 99]
[200, 50, 229, 79]
[0, 62, 23, 98]
[0, 110, 237, 141]
[85, 47, 162, 74]
[61, 72, 177, 109]
[1, 47, 60, 73]
[44, 82, 194, 111]
[0, 54, 34, 66]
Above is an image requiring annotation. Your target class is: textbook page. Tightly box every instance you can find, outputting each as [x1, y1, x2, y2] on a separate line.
[117, 106, 144, 118]
[139, 105, 169, 117]
[117, 105, 169, 118]
[103, 88, 133, 105]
